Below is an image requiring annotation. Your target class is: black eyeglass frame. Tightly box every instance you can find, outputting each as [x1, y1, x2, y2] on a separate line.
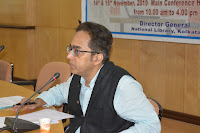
[67, 45, 99, 56]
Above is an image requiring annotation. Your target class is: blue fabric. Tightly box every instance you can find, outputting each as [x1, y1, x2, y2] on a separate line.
[37, 69, 161, 133]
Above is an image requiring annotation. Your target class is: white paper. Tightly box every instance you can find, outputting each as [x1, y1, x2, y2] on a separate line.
[17, 109, 74, 124]
[0, 109, 74, 128]
[0, 96, 24, 107]
[0, 117, 6, 128]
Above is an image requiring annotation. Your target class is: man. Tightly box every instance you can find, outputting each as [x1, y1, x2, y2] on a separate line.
[13, 22, 161, 133]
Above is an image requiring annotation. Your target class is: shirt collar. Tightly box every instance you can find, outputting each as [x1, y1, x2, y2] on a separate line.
[80, 65, 104, 88]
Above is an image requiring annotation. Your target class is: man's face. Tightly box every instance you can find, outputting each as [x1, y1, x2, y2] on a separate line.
[67, 31, 95, 77]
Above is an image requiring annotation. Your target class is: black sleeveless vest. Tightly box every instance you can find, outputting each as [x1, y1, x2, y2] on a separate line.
[68, 61, 135, 133]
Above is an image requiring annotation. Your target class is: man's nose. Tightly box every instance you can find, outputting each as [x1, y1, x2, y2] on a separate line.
[67, 51, 74, 59]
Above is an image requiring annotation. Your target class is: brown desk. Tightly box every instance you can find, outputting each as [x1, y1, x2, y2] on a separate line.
[0, 80, 64, 133]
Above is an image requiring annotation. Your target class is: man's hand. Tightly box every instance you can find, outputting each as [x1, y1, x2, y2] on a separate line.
[12, 98, 46, 111]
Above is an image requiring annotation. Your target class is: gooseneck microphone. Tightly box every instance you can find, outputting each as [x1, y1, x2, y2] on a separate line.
[0, 45, 5, 51]
[4, 72, 60, 133]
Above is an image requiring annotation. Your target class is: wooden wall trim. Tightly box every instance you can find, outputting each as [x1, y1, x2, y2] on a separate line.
[0, 25, 35, 29]
[163, 109, 200, 125]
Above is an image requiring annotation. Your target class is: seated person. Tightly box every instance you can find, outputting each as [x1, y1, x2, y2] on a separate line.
[13, 22, 161, 133]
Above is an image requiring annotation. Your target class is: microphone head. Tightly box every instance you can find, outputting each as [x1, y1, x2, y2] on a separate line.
[47, 72, 60, 84]
[53, 72, 60, 79]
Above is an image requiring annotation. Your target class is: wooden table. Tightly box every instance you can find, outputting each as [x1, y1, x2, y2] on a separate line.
[0, 80, 64, 133]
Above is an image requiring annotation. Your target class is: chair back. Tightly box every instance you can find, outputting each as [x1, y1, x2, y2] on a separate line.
[148, 98, 163, 120]
[0, 60, 13, 82]
[35, 62, 71, 92]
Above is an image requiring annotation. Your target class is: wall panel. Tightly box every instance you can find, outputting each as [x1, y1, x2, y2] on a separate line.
[35, 0, 60, 27]
[27, 30, 36, 79]
[0, 0, 34, 25]
[60, 0, 81, 29]
[0, 28, 34, 79]
[185, 45, 200, 116]
[26, 0, 35, 26]
[34, 27, 60, 77]
[110, 38, 140, 79]
[139, 41, 185, 112]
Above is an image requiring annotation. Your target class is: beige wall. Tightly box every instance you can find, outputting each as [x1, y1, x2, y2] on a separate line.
[0, 0, 200, 117]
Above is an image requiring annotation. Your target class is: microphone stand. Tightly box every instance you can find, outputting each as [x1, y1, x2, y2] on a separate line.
[13, 80, 52, 132]
[4, 73, 60, 133]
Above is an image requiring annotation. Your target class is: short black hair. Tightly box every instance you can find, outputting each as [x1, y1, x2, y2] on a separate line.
[76, 22, 113, 64]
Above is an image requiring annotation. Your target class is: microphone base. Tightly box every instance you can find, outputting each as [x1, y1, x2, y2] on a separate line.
[4, 117, 40, 132]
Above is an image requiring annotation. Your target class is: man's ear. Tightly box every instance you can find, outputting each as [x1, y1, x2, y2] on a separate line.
[93, 53, 103, 65]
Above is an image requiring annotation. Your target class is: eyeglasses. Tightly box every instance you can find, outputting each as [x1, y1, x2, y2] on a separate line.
[67, 45, 99, 56]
